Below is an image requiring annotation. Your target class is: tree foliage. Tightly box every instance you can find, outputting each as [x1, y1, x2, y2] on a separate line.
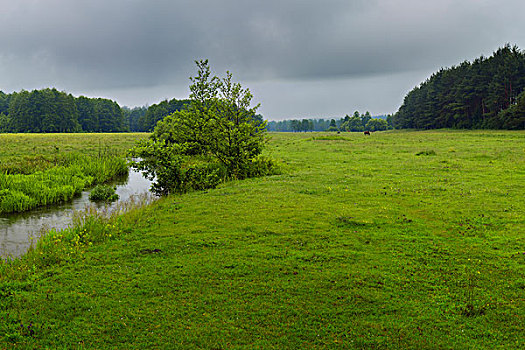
[393, 44, 525, 130]
[327, 119, 338, 131]
[365, 118, 389, 131]
[0, 87, 192, 133]
[123, 106, 148, 132]
[8, 89, 81, 133]
[130, 60, 275, 195]
[0, 88, 129, 133]
[496, 90, 525, 129]
[267, 113, 392, 132]
[337, 111, 390, 132]
[139, 98, 190, 132]
[268, 119, 331, 132]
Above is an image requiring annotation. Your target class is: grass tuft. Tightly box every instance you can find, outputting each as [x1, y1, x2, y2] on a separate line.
[416, 149, 437, 156]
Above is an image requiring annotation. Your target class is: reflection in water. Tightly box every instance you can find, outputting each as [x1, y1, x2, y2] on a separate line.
[0, 169, 153, 258]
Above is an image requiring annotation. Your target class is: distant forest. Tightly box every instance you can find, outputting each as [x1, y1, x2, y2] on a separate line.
[0, 89, 126, 133]
[0, 88, 391, 133]
[138, 98, 190, 131]
[0, 89, 128, 133]
[0, 89, 189, 133]
[393, 44, 525, 129]
[267, 112, 392, 132]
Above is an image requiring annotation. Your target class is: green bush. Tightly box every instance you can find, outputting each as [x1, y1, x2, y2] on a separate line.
[246, 155, 280, 178]
[181, 162, 227, 192]
[129, 60, 278, 196]
[89, 185, 119, 202]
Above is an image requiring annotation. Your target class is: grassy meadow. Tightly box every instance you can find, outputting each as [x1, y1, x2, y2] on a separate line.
[0, 133, 149, 174]
[0, 130, 524, 348]
[0, 133, 149, 213]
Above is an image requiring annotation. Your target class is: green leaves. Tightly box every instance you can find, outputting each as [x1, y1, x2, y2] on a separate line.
[130, 60, 273, 195]
[89, 185, 119, 202]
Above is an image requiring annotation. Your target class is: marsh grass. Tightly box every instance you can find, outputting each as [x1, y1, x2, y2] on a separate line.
[0, 133, 147, 213]
[0, 154, 127, 213]
[0, 130, 524, 348]
[89, 185, 119, 202]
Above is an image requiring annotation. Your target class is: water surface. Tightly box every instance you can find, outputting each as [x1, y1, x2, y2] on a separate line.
[0, 169, 152, 258]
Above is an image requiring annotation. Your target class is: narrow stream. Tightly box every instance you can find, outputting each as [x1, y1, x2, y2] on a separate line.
[0, 169, 153, 258]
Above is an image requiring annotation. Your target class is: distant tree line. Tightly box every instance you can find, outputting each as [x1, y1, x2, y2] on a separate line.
[339, 111, 391, 132]
[138, 98, 191, 131]
[266, 112, 392, 132]
[0, 89, 128, 133]
[122, 106, 148, 132]
[0, 89, 194, 133]
[267, 119, 320, 132]
[393, 44, 525, 130]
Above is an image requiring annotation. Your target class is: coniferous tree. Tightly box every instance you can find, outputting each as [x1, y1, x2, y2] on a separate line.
[393, 44, 525, 130]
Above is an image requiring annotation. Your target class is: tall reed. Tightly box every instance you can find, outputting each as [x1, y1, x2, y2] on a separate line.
[0, 154, 128, 214]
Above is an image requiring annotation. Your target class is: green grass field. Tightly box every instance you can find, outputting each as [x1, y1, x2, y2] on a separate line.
[1, 130, 524, 349]
[0, 133, 149, 174]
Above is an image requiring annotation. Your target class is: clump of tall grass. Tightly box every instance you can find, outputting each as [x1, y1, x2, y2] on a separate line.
[0, 154, 127, 214]
[415, 149, 437, 156]
[89, 185, 119, 202]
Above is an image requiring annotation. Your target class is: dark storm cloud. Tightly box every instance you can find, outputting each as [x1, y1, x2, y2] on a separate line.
[1, 0, 525, 117]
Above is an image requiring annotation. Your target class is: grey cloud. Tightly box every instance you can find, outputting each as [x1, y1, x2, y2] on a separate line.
[1, 0, 525, 117]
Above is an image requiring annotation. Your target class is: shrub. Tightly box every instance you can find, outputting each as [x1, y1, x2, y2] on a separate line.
[129, 60, 277, 195]
[89, 185, 119, 202]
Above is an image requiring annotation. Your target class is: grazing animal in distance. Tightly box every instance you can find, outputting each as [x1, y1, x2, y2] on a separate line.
[364, 131, 371, 135]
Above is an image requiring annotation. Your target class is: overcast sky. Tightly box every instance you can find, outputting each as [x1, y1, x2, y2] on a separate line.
[1, 0, 524, 120]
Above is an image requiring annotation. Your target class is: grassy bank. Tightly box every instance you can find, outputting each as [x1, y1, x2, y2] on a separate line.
[0, 133, 149, 213]
[0, 154, 127, 213]
[1, 130, 524, 348]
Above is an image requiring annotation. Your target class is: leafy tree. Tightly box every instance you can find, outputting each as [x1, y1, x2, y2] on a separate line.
[0, 113, 11, 132]
[123, 106, 148, 132]
[361, 111, 372, 129]
[139, 98, 190, 131]
[94, 98, 127, 132]
[266, 119, 333, 132]
[340, 112, 364, 131]
[130, 60, 273, 195]
[4, 88, 129, 133]
[300, 119, 313, 132]
[0, 91, 9, 115]
[386, 114, 394, 128]
[76, 96, 97, 132]
[290, 119, 301, 132]
[327, 119, 338, 131]
[365, 118, 389, 131]
[8, 90, 35, 132]
[8, 88, 80, 133]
